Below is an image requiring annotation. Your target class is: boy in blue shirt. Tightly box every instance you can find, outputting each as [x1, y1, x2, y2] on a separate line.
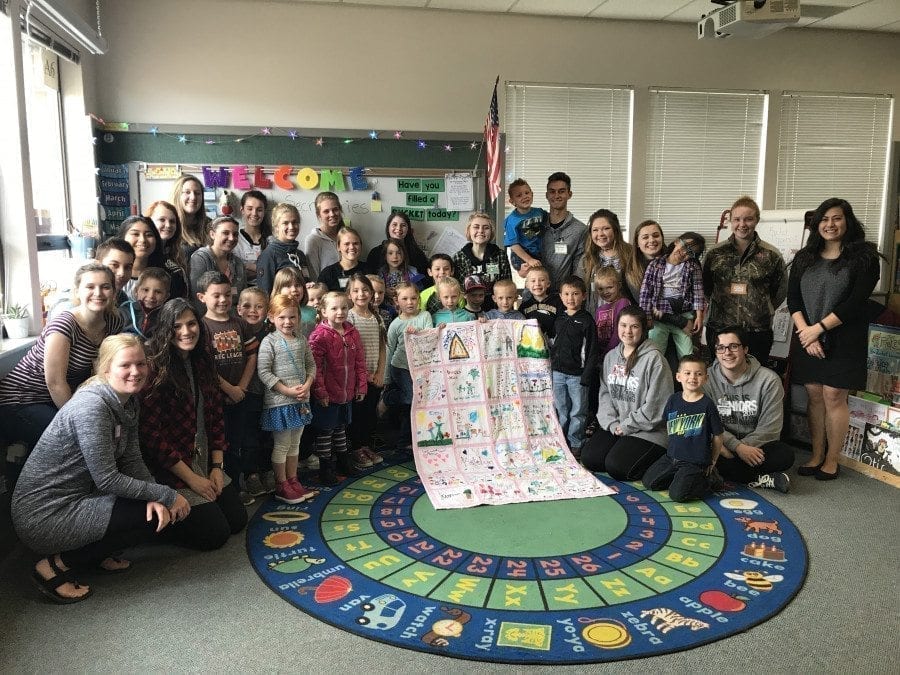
[643, 355, 725, 502]
[503, 178, 545, 277]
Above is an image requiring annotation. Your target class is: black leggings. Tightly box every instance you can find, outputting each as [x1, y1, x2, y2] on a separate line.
[60, 498, 162, 570]
[351, 384, 382, 450]
[580, 427, 667, 481]
[716, 440, 795, 483]
[162, 483, 247, 551]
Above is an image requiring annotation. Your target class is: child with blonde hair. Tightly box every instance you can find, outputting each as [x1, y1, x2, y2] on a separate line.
[257, 295, 317, 503]
[384, 282, 433, 452]
[433, 277, 475, 324]
[308, 291, 368, 484]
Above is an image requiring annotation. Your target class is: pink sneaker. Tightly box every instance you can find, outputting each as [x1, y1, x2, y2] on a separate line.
[288, 477, 318, 502]
[275, 480, 306, 504]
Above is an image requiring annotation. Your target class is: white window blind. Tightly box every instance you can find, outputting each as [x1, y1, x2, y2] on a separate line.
[644, 88, 766, 245]
[776, 92, 893, 245]
[505, 82, 633, 227]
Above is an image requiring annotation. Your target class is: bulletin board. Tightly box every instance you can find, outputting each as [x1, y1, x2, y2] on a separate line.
[134, 164, 479, 259]
[97, 129, 488, 258]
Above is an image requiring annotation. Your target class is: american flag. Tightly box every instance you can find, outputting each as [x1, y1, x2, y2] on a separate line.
[484, 76, 501, 205]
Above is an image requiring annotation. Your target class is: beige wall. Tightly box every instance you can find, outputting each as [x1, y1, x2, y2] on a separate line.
[91, 0, 900, 136]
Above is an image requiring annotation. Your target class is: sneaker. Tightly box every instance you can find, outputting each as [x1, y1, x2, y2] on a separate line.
[748, 472, 790, 494]
[240, 490, 255, 506]
[352, 448, 374, 469]
[299, 455, 320, 471]
[275, 480, 308, 505]
[288, 476, 318, 501]
[244, 474, 267, 497]
[262, 471, 277, 493]
[359, 446, 383, 465]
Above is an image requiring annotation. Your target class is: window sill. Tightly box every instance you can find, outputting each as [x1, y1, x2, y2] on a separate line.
[0, 337, 36, 378]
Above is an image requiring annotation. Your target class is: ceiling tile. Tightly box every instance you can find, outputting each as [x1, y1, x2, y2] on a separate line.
[510, 0, 602, 17]
[426, 0, 514, 11]
[350, 0, 428, 6]
[589, 0, 693, 20]
[813, 0, 900, 28]
[877, 19, 900, 32]
[663, 0, 717, 22]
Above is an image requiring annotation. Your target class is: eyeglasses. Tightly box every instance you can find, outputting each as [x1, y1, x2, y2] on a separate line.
[715, 343, 744, 353]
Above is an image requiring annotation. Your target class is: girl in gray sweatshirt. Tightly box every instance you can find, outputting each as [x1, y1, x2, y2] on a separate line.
[581, 306, 673, 480]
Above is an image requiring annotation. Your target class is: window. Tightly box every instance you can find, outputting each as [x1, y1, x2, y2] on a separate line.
[505, 82, 633, 226]
[644, 88, 767, 244]
[775, 91, 893, 246]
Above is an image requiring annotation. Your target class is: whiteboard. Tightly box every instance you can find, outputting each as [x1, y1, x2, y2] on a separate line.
[134, 163, 479, 259]
[755, 208, 811, 264]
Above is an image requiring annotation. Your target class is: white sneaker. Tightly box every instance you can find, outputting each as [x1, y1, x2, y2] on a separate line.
[748, 472, 790, 494]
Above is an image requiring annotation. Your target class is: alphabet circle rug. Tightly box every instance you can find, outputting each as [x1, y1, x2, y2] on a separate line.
[246, 461, 807, 664]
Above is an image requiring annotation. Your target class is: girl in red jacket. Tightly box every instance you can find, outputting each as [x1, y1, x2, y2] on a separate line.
[308, 291, 368, 485]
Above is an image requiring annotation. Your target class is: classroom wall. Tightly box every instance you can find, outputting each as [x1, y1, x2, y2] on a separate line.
[88, 0, 900, 138]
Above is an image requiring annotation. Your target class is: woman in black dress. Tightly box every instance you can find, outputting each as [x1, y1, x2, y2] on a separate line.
[787, 197, 881, 481]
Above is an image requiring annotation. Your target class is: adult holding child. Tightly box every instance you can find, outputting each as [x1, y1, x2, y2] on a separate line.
[703, 196, 786, 362]
[705, 327, 794, 493]
[452, 211, 511, 311]
[12, 334, 190, 604]
[580, 306, 673, 481]
[787, 197, 881, 480]
[172, 174, 210, 259]
[578, 209, 633, 312]
[0, 263, 123, 459]
[145, 200, 189, 298]
[366, 211, 430, 282]
[189, 216, 246, 309]
[305, 191, 345, 280]
[138, 298, 247, 548]
[255, 202, 311, 296]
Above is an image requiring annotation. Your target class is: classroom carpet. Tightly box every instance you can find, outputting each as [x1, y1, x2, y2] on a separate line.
[246, 460, 807, 665]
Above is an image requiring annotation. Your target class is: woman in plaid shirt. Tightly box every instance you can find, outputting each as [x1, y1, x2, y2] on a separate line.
[638, 232, 707, 359]
[138, 298, 247, 550]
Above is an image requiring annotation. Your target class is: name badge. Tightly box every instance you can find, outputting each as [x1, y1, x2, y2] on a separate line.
[486, 263, 500, 278]
[339, 277, 349, 289]
[554, 242, 568, 255]
[730, 282, 748, 295]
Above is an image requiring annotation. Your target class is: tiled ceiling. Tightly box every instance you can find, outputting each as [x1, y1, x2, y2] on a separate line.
[285, 0, 900, 32]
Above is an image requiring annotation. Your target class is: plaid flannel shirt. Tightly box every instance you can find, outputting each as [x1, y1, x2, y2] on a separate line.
[639, 257, 707, 315]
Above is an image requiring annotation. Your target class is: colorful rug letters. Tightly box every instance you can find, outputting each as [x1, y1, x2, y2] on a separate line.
[406, 319, 612, 508]
[247, 462, 808, 664]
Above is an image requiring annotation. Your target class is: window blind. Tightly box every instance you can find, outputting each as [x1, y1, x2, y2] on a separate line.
[776, 91, 893, 244]
[644, 88, 766, 245]
[505, 82, 633, 227]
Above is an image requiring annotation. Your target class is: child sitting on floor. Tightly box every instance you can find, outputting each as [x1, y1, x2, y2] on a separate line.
[642, 355, 725, 502]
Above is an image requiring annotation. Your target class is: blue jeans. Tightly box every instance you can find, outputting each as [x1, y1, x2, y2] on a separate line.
[552, 371, 587, 450]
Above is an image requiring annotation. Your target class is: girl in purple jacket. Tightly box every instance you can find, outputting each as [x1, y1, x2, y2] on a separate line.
[308, 291, 368, 485]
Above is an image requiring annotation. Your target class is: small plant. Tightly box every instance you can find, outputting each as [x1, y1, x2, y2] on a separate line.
[3, 303, 30, 319]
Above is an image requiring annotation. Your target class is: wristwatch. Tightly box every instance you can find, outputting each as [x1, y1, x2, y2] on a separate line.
[210, 462, 224, 470]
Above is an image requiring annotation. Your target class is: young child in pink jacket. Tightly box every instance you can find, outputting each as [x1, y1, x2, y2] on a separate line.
[308, 291, 368, 485]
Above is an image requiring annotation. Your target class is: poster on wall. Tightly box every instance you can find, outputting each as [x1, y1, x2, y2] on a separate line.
[405, 319, 613, 510]
[98, 163, 130, 237]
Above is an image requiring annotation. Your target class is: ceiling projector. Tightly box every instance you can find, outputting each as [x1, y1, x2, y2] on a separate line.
[698, 0, 801, 39]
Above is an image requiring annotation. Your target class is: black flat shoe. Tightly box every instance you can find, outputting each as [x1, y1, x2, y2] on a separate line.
[797, 461, 824, 477]
[814, 466, 840, 481]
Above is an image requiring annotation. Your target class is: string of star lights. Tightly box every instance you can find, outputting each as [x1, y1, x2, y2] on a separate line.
[95, 122, 484, 153]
